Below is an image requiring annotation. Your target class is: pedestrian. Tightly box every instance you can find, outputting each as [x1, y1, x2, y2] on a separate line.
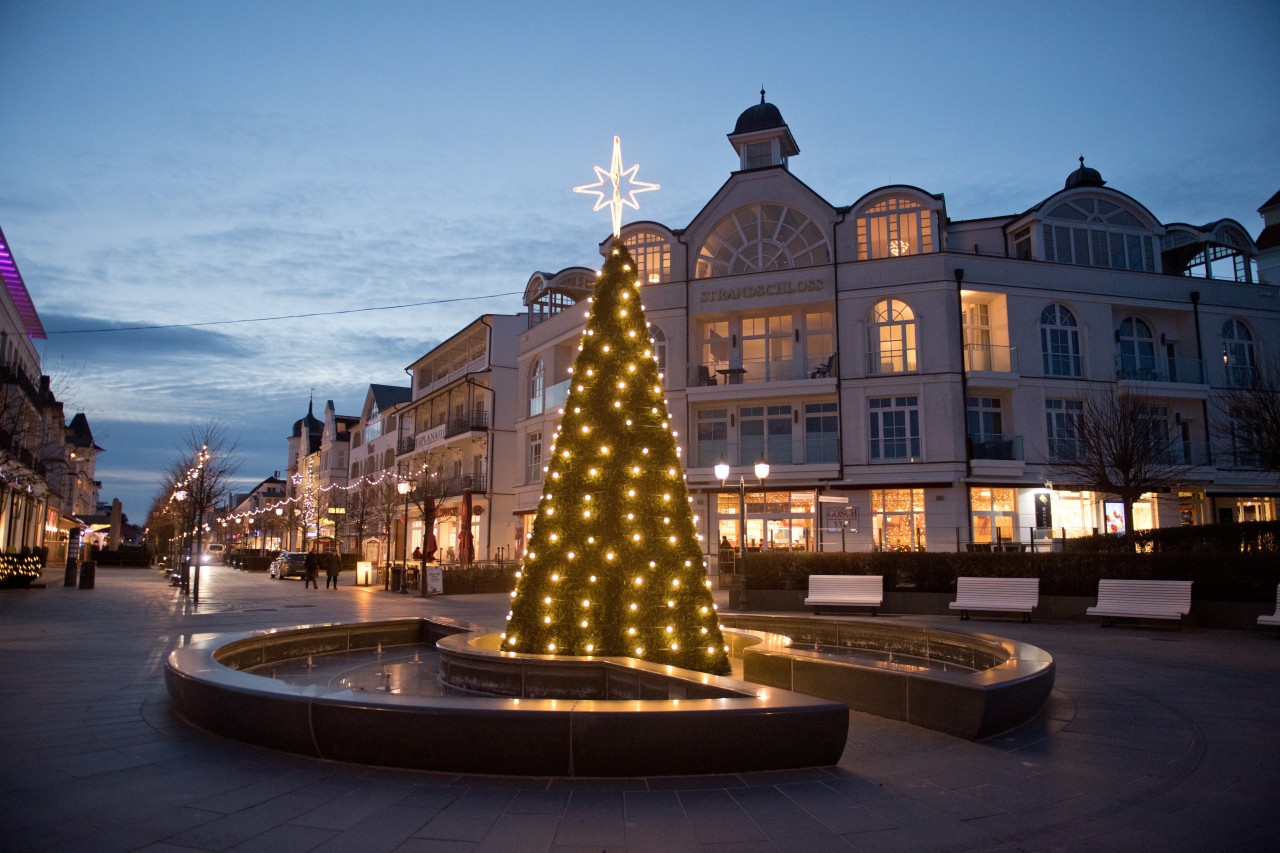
[304, 550, 319, 589]
[324, 553, 341, 589]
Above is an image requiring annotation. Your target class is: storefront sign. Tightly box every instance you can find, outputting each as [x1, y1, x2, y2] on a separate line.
[824, 505, 858, 530]
[415, 424, 447, 450]
[1034, 493, 1052, 529]
[698, 277, 825, 304]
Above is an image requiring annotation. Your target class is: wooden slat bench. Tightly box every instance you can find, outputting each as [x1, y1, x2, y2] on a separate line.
[804, 575, 883, 615]
[949, 577, 1040, 621]
[1258, 584, 1280, 634]
[1086, 579, 1193, 628]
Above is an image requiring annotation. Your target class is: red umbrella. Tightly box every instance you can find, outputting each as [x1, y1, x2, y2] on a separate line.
[458, 489, 473, 567]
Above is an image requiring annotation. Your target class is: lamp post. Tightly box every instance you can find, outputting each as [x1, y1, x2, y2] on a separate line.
[714, 457, 770, 561]
[173, 488, 188, 592]
[397, 475, 411, 594]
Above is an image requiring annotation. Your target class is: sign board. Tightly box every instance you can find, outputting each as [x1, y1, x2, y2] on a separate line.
[817, 495, 849, 504]
[425, 565, 443, 595]
[824, 505, 859, 530]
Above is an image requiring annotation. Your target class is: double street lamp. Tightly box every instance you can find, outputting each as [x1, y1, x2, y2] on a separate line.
[397, 473, 411, 594]
[714, 458, 770, 560]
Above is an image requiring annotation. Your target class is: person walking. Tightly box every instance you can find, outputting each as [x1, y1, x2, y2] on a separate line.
[324, 553, 341, 589]
[304, 550, 320, 589]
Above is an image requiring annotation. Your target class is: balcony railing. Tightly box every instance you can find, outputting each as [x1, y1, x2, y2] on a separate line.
[1114, 356, 1205, 384]
[1224, 364, 1259, 388]
[691, 436, 839, 468]
[688, 352, 836, 386]
[964, 344, 1018, 373]
[865, 348, 917, 376]
[968, 435, 1023, 461]
[1045, 438, 1211, 466]
[444, 408, 489, 438]
[422, 473, 488, 498]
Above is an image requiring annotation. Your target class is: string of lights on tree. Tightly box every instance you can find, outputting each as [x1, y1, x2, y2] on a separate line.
[503, 138, 730, 675]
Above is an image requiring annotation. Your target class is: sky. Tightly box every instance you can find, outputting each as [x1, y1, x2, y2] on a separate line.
[3, 0, 1278, 524]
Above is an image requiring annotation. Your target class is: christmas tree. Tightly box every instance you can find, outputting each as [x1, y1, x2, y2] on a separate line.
[504, 240, 730, 675]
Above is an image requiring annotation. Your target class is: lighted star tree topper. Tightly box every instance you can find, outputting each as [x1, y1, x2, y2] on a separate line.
[503, 236, 730, 675]
[573, 136, 659, 238]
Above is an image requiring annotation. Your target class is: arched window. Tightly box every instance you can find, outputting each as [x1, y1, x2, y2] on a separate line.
[649, 325, 667, 374]
[1117, 317, 1156, 379]
[856, 196, 935, 260]
[867, 299, 917, 374]
[1222, 319, 1255, 386]
[528, 358, 545, 416]
[1040, 305, 1081, 377]
[1042, 197, 1155, 271]
[623, 229, 671, 284]
[695, 203, 830, 279]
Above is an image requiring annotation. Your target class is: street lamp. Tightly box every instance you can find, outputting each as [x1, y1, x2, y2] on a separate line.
[714, 457, 770, 561]
[397, 476, 411, 594]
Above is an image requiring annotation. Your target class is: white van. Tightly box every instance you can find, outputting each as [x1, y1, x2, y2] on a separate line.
[203, 544, 225, 564]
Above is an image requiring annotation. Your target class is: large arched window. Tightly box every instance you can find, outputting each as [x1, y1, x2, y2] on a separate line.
[1222, 319, 1255, 386]
[1040, 305, 1081, 377]
[856, 196, 935, 260]
[695, 203, 830, 279]
[867, 299, 917, 374]
[623, 229, 671, 284]
[1117, 317, 1156, 379]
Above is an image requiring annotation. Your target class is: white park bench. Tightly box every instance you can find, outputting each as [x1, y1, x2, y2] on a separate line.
[1258, 584, 1280, 633]
[804, 575, 883, 615]
[1086, 579, 1193, 628]
[949, 577, 1040, 622]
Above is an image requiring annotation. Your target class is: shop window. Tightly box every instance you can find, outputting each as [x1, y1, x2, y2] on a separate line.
[871, 488, 925, 551]
[970, 487, 1016, 544]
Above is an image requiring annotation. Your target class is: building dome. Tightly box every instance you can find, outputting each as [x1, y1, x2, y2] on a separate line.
[1064, 156, 1106, 189]
[291, 399, 323, 438]
[733, 89, 787, 135]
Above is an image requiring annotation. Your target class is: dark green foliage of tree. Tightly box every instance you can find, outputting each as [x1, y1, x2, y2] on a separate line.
[505, 241, 730, 675]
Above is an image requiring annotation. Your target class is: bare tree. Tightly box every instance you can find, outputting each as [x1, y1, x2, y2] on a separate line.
[1046, 388, 1192, 542]
[1213, 359, 1280, 474]
[344, 478, 379, 557]
[372, 475, 402, 583]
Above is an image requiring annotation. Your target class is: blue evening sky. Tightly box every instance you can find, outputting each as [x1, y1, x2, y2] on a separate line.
[3, 0, 1277, 522]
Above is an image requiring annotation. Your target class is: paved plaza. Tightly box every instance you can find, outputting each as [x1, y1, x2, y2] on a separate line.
[1, 565, 1276, 852]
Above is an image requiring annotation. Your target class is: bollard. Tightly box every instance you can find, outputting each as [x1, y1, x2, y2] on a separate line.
[78, 561, 96, 590]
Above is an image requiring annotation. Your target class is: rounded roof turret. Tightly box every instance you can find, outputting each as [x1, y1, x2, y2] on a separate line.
[733, 88, 788, 135]
[1064, 156, 1106, 190]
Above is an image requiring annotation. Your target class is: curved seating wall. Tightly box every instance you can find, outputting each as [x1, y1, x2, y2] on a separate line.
[721, 613, 1055, 740]
[164, 617, 849, 777]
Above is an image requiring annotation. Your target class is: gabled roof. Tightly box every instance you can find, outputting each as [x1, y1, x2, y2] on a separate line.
[0, 225, 47, 340]
[370, 383, 411, 412]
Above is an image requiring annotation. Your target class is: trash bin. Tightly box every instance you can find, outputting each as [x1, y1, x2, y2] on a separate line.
[78, 561, 96, 590]
[390, 566, 404, 591]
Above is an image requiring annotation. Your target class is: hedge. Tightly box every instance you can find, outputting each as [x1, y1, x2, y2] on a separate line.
[742, 529, 1280, 603]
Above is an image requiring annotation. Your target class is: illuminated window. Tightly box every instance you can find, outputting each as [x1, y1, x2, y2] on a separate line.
[856, 196, 934, 260]
[623, 229, 671, 284]
[741, 315, 794, 382]
[970, 488, 1016, 544]
[695, 203, 830, 279]
[871, 488, 925, 551]
[1040, 305, 1081, 377]
[867, 299, 917, 374]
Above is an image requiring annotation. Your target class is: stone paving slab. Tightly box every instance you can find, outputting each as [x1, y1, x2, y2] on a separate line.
[2, 565, 1277, 852]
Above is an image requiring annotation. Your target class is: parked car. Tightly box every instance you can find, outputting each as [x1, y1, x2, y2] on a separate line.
[269, 552, 308, 580]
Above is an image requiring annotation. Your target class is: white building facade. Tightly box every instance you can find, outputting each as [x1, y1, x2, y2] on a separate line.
[513, 95, 1277, 565]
